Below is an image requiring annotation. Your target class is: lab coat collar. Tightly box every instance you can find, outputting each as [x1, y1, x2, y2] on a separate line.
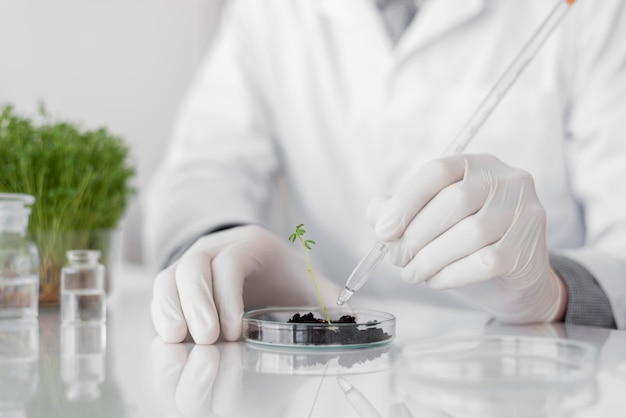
[318, 0, 486, 54]
[317, 0, 376, 28]
[398, 0, 485, 55]
[317, 0, 391, 54]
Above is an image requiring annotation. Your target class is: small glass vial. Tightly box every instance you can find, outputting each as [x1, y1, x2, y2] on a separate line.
[61, 250, 106, 324]
[0, 193, 39, 319]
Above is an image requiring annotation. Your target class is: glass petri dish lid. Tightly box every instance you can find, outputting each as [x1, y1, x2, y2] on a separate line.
[397, 336, 599, 416]
[399, 335, 597, 389]
[242, 307, 395, 349]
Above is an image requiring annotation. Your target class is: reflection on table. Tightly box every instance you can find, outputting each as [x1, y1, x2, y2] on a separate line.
[61, 322, 107, 402]
[148, 327, 605, 418]
[1, 265, 625, 418]
[0, 319, 38, 418]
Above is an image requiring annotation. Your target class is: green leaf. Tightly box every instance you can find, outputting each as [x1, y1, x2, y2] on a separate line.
[288, 233, 297, 242]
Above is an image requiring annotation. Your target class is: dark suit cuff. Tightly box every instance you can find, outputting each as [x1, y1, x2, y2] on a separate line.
[550, 254, 617, 329]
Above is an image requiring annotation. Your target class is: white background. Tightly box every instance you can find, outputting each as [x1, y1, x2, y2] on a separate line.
[0, 0, 225, 263]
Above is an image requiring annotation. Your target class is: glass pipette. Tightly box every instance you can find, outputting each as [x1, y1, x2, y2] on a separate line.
[337, 0, 578, 306]
[337, 241, 389, 306]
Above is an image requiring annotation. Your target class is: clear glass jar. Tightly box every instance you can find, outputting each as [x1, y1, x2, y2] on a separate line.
[0, 193, 39, 319]
[61, 250, 106, 324]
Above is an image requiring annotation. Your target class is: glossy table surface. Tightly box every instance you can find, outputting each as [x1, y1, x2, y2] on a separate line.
[2, 264, 626, 418]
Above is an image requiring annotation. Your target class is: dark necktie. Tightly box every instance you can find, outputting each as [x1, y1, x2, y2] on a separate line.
[375, 0, 419, 44]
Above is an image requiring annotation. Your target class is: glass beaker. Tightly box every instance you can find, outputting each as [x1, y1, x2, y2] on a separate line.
[61, 250, 106, 324]
[0, 193, 39, 319]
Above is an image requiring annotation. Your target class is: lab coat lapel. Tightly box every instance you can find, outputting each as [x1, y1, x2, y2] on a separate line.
[397, 0, 485, 56]
[317, 0, 375, 27]
[317, 0, 391, 53]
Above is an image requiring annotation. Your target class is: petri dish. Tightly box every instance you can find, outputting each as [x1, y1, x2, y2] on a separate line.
[242, 307, 395, 349]
[399, 335, 597, 389]
[242, 343, 394, 375]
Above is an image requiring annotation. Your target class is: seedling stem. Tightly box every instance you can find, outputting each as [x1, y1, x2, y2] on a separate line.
[289, 224, 332, 325]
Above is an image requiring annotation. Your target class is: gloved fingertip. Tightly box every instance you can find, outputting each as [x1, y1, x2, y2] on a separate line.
[151, 299, 188, 343]
[221, 318, 243, 342]
[401, 268, 426, 286]
[426, 275, 453, 290]
[190, 329, 220, 345]
[375, 210, 404, 241]
[158, 321, 189, 343]
[375, 222, 397, 241]
[222, 332, 241, 343]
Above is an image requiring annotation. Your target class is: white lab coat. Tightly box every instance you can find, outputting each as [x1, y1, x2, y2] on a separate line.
[144, 0, 626, 328]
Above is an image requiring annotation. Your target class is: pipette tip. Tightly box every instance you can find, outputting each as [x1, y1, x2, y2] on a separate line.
[336, 288, 354, 306]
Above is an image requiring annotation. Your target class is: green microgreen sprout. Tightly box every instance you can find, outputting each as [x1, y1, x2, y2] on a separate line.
[0, 103, 136, 303]
[288, 223, 332, 325]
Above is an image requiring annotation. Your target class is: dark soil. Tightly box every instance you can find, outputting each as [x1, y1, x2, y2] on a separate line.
[287, 312, 392, 346]
[288, 312, 356, 324]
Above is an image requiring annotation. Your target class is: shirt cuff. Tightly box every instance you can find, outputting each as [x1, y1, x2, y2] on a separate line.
[550, 254, 617, 329]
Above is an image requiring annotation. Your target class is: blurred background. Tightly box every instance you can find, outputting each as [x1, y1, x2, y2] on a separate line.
[0, 0, 226, 265]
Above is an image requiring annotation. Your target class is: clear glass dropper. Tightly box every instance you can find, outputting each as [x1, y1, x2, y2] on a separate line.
[337, 241, 388, 305]
[337, 0, 577, 306]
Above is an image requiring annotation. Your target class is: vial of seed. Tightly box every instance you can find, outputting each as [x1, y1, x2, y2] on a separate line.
[61, 250, 106, 324]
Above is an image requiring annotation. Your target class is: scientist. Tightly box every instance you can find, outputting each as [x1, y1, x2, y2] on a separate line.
[144, 0, 626, 344]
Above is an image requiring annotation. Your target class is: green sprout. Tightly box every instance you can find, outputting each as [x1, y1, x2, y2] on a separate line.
[0, 103, 136, 303]
[288, 224, 331, 325]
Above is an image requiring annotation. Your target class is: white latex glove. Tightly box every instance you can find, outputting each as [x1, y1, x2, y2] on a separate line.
[368, 154, 566, 324]
[151, 225, 341, 344]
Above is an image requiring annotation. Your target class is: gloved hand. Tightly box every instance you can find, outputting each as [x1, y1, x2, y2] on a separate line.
[367, 154, 566, 323]
[151, 225, 341, 344]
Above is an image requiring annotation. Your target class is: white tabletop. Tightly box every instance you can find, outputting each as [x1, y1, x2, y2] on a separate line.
[2, 264, 626, 418]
